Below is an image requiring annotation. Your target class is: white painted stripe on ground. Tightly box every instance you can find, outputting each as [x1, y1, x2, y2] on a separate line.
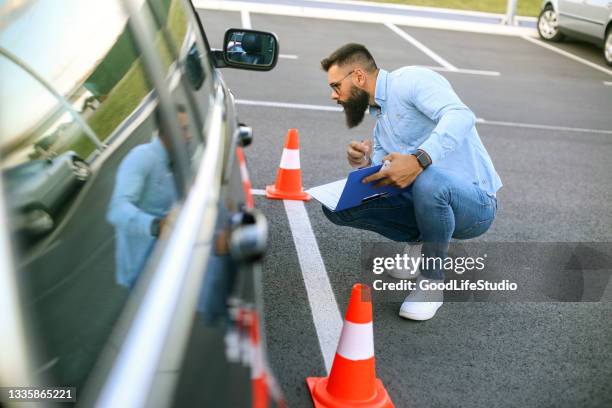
[251, 188, 266, 195]
[521, 36, 612, 77]
[279, 148, 301, 169]
[237, 99, 612, 135]
[604, 81, 612, 86]
[241, 9, 252, 28]
[336, 321, 374, 361]
[283, 200, 343, 374]
[475, 118, 612, 135]
[418, 65, 500, 76]
[279, 54, 298, 59]
[296, 0, 536, 23]
[194, 1, 536, 37]
[236, 98, 342, 112]
[385, 22, 457, 70]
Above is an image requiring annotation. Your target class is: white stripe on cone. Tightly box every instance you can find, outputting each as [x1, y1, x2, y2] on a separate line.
[279, 148, 301, 169]
[335, 321, 374, 361]
[239, 161, 249, 181]
[251, 341, 264, 379]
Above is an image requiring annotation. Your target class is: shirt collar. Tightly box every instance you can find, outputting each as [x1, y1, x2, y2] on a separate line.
[369, 69, 387, 116]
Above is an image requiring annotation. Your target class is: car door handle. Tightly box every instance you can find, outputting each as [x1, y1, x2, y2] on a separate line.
[229, 209, 268, 262]
[236, 124, 253, 147]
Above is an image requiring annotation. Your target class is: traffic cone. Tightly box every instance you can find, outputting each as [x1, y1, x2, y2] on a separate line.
[306, 284, 394, 408]
[266, 129, 310, 201]
[248, 311, 270, 408]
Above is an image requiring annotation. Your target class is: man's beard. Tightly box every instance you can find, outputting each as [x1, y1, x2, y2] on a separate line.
[339, 86, 369, 128]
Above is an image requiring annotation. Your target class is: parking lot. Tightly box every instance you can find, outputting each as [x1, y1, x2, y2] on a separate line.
[198, 5, 612, 407]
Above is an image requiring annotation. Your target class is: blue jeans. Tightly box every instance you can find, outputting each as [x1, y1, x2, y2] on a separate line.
[322, 167, 498, 280]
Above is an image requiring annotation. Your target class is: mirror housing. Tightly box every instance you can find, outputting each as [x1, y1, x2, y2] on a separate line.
[222, 29, 279, 71]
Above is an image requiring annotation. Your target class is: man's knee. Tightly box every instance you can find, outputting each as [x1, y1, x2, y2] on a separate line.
[412, 168, 451, 204]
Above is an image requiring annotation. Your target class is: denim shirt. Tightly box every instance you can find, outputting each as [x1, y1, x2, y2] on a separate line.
[369, 67, 502, 196]
[106, 136, 177, 288]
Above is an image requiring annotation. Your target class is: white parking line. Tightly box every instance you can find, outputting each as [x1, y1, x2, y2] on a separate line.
[251, 188, 342, 373]
[418, 65, 500, 76]
[521, 36, 612, 77]
[283, 200, 343, 374]
[475, 118, 612, 135]
[385, 22, 457, 71]
[237, 99, 612, 135]
[236, 99, 342, 112]
[279, 54, 298, 59]
[241, 9, 252, 29]
[604, 81, 612, 86]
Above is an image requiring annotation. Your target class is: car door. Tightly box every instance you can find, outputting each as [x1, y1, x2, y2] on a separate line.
[0, 0, 227, 403]
[582, 0, 611, 39]
[559, 0, 607, 38]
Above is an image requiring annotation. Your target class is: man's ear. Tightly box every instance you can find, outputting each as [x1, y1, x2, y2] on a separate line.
[353, 68, 367, 87]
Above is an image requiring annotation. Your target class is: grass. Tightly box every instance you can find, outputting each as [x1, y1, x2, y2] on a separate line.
[365, 0, 542, 17]
[64, 0, 188, 159]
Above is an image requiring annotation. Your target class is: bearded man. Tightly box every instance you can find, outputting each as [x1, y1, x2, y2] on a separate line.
[320, 43, 502, 320]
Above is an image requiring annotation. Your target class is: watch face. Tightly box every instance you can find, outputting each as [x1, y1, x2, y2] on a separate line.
[417, 151, 431, 168]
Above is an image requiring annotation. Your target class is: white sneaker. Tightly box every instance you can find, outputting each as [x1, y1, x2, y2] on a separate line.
[387, 243, 422, 279]
[399, 276, 443, 321]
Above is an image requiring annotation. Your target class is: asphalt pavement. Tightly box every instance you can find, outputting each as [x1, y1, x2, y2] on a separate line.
[198, 7, 612, 408]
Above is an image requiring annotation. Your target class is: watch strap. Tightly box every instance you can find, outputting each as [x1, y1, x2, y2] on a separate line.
[414, 149, 432, 169]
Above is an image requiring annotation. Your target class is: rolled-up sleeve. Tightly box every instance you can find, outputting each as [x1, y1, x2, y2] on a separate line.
[409, 71, 476, 164]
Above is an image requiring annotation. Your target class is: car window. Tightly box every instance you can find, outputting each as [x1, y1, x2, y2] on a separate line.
[147, 0, 216, 170]
[0, 0, 196, 392]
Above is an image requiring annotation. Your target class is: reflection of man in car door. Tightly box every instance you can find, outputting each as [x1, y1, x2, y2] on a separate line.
[106, 105, 189, 289]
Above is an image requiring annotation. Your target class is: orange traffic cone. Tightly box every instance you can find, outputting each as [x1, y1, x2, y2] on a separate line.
[266, 129, 310, 201]
[248, 311, 270, 408]
[306, 284, 394, 408]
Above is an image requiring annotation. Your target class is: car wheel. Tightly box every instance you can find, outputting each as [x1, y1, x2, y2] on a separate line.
[24, 205, 54, 234]
[605, 29, 612, 66]
[537, 6, 564, 42]
[72, 159, 91, 181]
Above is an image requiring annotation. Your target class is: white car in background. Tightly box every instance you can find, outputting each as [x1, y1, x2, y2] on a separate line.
[537, 0, 612, 65]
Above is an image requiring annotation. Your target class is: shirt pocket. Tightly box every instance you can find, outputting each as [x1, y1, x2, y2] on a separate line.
[385, 111, 421, 153]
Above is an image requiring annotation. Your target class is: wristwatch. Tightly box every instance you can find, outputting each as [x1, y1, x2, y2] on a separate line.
[150, 218, 162, 237]
[413, 149, 432, 170]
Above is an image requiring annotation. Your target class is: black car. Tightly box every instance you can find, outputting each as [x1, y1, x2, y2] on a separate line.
[0, 0, 282, 406]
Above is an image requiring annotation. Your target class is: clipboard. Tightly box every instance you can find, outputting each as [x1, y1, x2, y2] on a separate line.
[306, 164, 405, 212]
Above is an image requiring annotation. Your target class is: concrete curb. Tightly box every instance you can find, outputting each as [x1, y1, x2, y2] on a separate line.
[194, 0, 538, 37]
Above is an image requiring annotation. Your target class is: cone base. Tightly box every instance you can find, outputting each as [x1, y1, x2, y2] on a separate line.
[306, 377, 394, 408]
[265, 185, 311, 201]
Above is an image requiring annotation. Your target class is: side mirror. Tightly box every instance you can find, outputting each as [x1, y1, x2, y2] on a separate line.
[223, 29, 278, 71]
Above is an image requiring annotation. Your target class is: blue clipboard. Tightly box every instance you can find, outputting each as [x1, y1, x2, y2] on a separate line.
[334, 164, 404, 211]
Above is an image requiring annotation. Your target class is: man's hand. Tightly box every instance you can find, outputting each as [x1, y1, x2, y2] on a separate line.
[362, 153, 422, 188]
[347, 140, 372, 168]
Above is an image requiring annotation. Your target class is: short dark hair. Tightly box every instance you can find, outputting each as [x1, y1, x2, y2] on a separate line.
[320, 43, 377, 72]
[154, 103, 188, 124]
